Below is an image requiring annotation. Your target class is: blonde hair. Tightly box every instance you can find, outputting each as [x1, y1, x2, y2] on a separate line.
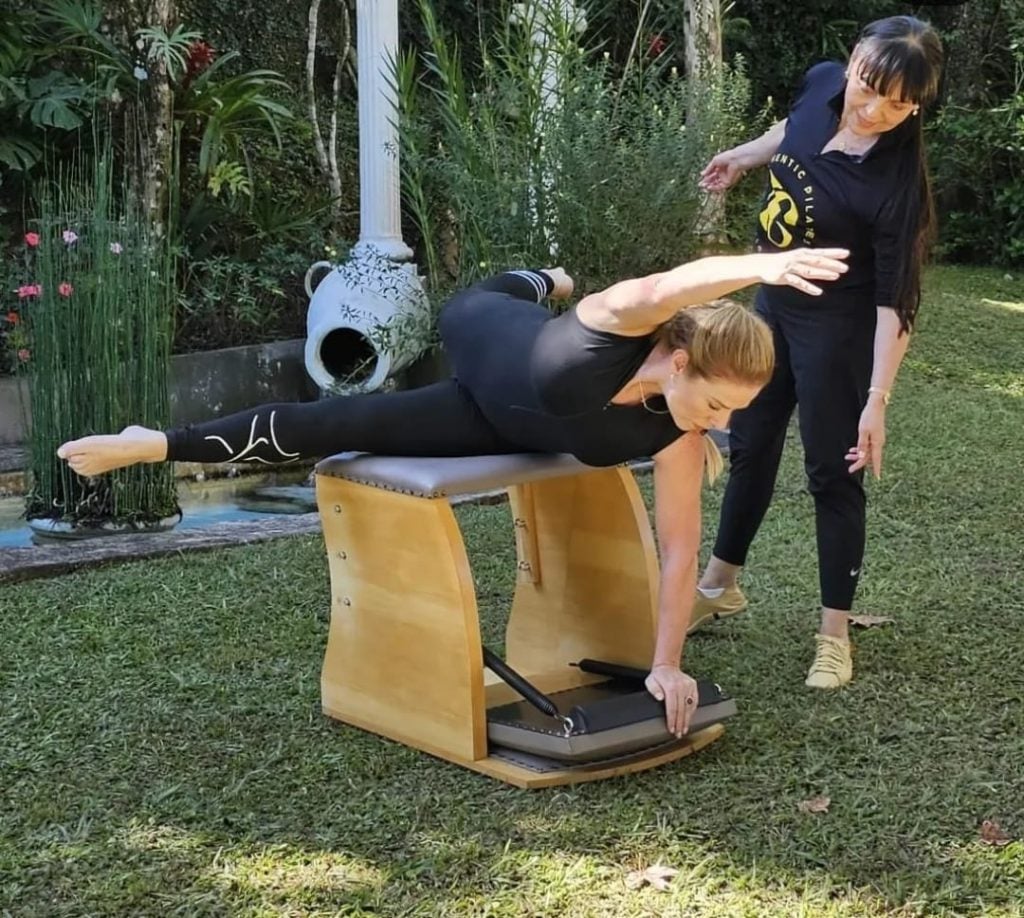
[657, 299, 775, 483]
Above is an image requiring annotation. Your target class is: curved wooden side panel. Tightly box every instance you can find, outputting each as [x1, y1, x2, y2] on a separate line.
[316, 475, 487, 763]
[505, 466, 661, 677]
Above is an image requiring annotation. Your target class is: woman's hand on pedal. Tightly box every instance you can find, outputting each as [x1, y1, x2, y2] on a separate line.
[645, 665, 698, 737]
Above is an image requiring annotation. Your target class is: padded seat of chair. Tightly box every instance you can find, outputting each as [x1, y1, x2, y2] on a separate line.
[315, 451, 596, 498]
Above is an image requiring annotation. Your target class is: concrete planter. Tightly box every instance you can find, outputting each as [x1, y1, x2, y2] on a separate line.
[0, 338, 319, 448]
[28, 512, 184, 542]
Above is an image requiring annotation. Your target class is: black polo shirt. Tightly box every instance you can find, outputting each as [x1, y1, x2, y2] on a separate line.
[755, 61, 915, 310]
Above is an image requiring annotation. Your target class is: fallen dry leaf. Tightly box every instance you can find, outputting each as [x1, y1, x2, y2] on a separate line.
[797, 796, 831, 814]
[848, 614, 896, 628]
[625, 864, 679, 892]
[980, 819, 1012, 846]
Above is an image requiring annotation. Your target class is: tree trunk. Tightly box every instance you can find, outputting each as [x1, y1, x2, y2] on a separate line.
[109, 0, 175, 239]
[683, 0, 721, 83]
[95, 1, 173, 236]
[140, 0, 176, 239]
[307, 0, 351, 234]
[684, 0, 726, 248]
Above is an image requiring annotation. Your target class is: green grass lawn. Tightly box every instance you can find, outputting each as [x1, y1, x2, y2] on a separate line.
[2, 265, 1022, 917]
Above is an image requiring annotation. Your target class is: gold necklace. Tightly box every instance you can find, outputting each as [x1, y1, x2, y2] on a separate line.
[835, 126, 856, 153]
[835, 121, 872, 156]
[638, 378, 670, 415]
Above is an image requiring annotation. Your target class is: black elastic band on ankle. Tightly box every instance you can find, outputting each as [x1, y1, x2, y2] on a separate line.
[507, 269, 554, 301]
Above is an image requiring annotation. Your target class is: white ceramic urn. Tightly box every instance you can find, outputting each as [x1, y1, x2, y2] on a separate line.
[303, 247, 430, 394]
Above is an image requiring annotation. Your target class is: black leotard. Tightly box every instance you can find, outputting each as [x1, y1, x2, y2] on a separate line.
[439, 273, 684, 464]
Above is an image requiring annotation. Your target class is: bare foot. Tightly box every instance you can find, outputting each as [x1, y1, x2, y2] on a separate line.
[541, 267, 574, 300]
[57, 426, 168, 476]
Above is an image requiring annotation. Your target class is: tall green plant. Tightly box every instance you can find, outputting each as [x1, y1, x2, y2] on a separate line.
[21, 152, 178, 526]
[400, 0, 754, 304]
[929, 0, 1024, 266]
[0, 1, 293, 189]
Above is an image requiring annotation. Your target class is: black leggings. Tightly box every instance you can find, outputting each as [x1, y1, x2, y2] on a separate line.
[712, 295, 874, 611]
[164, 380, 520, 464]
[164, 271, 555, 465]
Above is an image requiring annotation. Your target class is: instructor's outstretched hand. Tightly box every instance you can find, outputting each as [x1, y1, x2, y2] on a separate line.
[699, 150, 747, 192]
[757, 247, 850, 296]
[646, 665, 699, 737]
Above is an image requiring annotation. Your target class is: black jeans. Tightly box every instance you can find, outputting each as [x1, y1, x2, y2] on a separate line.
[712, 291, 876, 611]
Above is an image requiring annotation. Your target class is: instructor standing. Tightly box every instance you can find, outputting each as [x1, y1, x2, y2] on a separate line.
[692, 16, 944, 688]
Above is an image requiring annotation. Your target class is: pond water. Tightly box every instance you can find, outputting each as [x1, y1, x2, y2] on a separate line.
[0, 471, 316, 549]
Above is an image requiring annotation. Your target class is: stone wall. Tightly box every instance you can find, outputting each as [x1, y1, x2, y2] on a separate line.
[0, 339, 319, 448]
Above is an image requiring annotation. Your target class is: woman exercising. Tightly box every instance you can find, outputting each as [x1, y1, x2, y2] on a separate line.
[59, 247, 848, 734]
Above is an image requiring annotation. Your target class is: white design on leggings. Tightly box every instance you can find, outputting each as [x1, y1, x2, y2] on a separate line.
[203, 410, 301, 463]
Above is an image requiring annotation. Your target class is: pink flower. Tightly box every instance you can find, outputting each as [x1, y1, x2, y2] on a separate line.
[62, 229, 78, 245]
[17, 349, 30, 363]
[5, 311, 19, 325]
[24, 232, 40, 247]
[17, 284, 42, 299]
[109, 241, 124, 255]
[58, 282, 74, 297]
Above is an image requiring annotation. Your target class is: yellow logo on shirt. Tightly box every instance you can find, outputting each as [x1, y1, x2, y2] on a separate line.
[759, 154, 817, 249]
[759, 172, 799, 248]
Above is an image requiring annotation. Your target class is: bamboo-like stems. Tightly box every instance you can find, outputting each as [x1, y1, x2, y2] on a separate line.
[23, 150, 178, 527]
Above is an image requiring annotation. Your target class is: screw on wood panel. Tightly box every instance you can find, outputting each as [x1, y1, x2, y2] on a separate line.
[513, 517, 527, 527]
[517, 561, 532, 571]
[337, 551, 347, 559]
[333, 505, 342, 513]
[342, 597, 352, 606]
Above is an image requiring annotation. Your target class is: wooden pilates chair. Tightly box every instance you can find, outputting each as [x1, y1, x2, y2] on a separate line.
[314, 452, 731, 789]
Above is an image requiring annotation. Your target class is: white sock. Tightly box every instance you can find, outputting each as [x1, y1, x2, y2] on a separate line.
[697, 586, 726, 599]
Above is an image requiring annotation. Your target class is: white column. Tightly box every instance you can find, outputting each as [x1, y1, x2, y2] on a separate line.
[354, 0, 412, 260]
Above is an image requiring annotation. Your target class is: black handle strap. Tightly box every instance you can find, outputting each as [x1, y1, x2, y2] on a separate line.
[573, 658, 649, 683]
[482, 646, 564, 721]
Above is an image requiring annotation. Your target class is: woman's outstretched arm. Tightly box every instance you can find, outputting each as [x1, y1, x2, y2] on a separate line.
[698, 119, 788, 193]
[644, 431, 707, 736]
[576, 247, 850, 336]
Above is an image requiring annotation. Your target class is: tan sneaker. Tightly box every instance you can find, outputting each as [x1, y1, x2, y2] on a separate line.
[805, 634, 853, 689]
[688, 584, 749, 634]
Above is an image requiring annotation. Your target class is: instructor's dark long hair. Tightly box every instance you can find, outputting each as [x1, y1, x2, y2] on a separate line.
[853, 16, 943, 334]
